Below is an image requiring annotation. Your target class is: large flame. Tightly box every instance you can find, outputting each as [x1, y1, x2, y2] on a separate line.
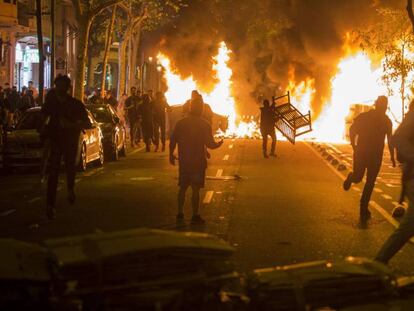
[158, 42, 240, 134]
[312, 52, 411, 142]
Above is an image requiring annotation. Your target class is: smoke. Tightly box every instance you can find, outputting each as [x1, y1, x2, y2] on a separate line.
[149, 0, 405, 116]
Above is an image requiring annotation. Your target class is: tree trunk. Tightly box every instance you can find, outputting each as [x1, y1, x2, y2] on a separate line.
[74, 18, 92, 101]
[50, 0, 55, 83]
[129, 30, 141, 90]
[101, 5, 117, 97]
[401, 45, 406, 120]
[36, 0, 44, 105]
[118, 25, 131, 97]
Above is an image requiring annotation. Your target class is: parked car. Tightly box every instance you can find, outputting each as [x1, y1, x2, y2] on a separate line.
[3, 107, 104, 171]
[87, 104, 126, 161]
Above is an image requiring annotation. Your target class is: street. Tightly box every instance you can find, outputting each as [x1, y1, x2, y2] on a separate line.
[1, 138, 414, 275]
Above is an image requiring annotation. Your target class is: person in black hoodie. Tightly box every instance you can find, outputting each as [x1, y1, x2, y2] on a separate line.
[42, 76, 91, 219]
[260, 99, 277, 158]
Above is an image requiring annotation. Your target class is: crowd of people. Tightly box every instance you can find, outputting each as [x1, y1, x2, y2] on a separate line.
[0, 81, 39, 129]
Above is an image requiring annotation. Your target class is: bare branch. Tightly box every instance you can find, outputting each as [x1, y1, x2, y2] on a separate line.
[89, 0, 123, 18]
[407, 0, 414, 33]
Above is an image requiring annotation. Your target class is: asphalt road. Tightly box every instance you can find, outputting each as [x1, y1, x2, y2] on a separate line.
[1, 138, 414, 275]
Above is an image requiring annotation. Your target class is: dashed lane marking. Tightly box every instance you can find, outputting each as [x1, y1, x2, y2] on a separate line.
[129, 146, 146, 155]
[326, 144, 343, 154]
[304, 142, 408, 238]
[381, 194, 393, 200]
[203, 191, 214, 204]
[352, 186, 361, 192]
[228, 144, 234, 149]
[374, 188, 383, 193]
[223, 154, 230, 161]
[28, 197, 41, 203]
[385, 183, 399, 188]
[216, 169, 223, 177]
[1, 209, 16, 217]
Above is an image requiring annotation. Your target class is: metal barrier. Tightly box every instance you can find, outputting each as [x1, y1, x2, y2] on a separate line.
[272, 92, 312, 144]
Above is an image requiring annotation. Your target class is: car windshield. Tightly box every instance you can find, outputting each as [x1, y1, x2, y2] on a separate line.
[90, 107, 113, 123]
[16, 111, 45, 131]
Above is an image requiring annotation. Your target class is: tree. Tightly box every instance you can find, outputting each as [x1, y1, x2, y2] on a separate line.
[117, 0, 185, 95]
[101, 5, 117, 96]
[358, 8, 414, 119]
[35, 0, 44, 105]
[70, 0, 123, 100]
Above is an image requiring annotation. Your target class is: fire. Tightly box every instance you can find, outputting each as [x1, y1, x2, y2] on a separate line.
[313, 52, 410, 142]
[158, 42, 253, 136]
[158, 41, 411, 143]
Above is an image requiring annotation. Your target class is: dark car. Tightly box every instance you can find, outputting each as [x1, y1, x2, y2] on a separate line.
[3, 107, 104, 171]
[88, 104, 126, 161]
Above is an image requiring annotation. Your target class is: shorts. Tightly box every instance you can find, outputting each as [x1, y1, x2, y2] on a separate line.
[178, 170, 206, 188]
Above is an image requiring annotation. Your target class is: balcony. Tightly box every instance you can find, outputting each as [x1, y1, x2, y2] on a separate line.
[0, 1, 18, 27]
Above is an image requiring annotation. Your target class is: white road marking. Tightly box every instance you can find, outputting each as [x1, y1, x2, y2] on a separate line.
[385, 183, 399, 188]
[304, 142, 410, 239]
[0, 209, 16, 217]
[381, 194, 392, 200]
[352, 186, 361, 192]
[228, 144, 233, 149]
[223, 154, 230, 161]
[327, 144, 342, 154]
[203, 191, 214, 204]
[374, 188, 383, 193]
[28, 197, 41, 203]
[392, 201, 406, 208]
[129, 146, 146, 155]
[130, 177, 154, 181]
[216, 169, 223, 177]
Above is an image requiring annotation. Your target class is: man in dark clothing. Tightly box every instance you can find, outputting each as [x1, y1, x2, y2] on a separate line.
[104, 90, 118, 109]
[153, 91, 170, 152]
[260, 99, 277, 158]
[170, 96, 223, 224]
[88, 89, 103, 105]
[124, 87, 141, 147]
[42, 76, 91, 220]
[183, 91, 213, 125]
[343, 95, 395, 219]
[19, 87, 34, 113]
[375, 100, 414, 264]
[138, 94, 154, 152]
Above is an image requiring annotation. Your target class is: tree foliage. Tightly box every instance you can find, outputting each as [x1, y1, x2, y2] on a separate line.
[358, 7, 414, 114]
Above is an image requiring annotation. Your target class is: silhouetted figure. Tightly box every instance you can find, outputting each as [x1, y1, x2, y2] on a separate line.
[183, 90, 199, 116]
[88, 89, 103, 105]
[19, 87, 34, 113]
[343, 96, 395, 220]
[170, 96, 223, 224]
[183, 91, 213, 125]
[42, 76, 91, 219]
[104, 90, 118, 109]
[124, 87, 141, 147]
[138, 94, 154, 152]
[260, 99, 276, 158]
[375, 99, 414, 264]
[153, 91, 170, 152]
